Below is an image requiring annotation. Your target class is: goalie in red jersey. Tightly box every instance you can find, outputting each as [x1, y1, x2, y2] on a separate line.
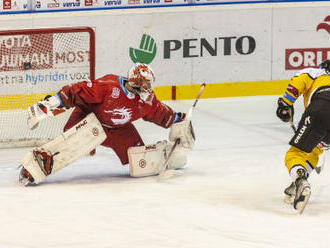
[19, 63, 195, 186]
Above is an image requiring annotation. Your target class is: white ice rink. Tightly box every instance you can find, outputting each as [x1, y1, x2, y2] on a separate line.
[1, 96, 330, 248]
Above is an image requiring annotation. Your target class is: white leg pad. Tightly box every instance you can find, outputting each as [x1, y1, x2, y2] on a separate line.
[20, 113, 106, 184]
[21, 151, 47, 183]
[128, 140, 187, 177]
[128, 141, 167, 177]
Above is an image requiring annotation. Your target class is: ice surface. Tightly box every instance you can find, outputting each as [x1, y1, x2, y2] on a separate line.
[0, 96, 330, 248]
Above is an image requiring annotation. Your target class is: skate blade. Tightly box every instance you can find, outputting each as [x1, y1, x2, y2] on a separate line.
[18, 167, 35, 187]
[296, 188, 311, 214]
[18, 178, 35, 187]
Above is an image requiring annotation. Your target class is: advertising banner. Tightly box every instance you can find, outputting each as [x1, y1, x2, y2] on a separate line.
[30, 0, 187, 11]
[0, 0, 188, 12]
[0, 28, 94, 95]
[31, 0, 85, 10]
[272, 10, 330, 79]
[0, 2, 329, 85]
[95, 5, 329, 84]
[0, 0, 29, 12]
[120, 0, 187, 7]
[193, 0, 265, 3]
[93, 7, 272, 85]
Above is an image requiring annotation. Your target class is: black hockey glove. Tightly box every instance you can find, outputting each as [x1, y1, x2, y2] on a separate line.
[276, 97, 294, 122]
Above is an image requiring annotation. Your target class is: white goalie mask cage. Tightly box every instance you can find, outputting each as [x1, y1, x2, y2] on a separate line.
[127, 63, 155, 101]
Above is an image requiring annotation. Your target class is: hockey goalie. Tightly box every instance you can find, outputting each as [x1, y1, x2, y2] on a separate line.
[19, 63, 195, 186]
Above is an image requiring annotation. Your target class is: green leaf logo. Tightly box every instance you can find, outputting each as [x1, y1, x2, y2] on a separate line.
[129, 34, 157, 64]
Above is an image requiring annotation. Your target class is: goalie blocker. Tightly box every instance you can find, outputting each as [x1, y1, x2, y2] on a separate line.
[20, 113, 106, 185]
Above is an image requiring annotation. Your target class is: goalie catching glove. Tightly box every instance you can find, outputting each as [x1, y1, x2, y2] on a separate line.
[276, 97, 294, 123]
[169, 113, 195, 149]
[28, 94, 65, 130]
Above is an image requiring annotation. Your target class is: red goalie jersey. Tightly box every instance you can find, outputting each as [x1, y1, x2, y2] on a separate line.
[58, 74, 178, 165]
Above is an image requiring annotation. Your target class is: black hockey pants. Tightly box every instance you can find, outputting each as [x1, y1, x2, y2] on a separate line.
[289, 88, 330, 153]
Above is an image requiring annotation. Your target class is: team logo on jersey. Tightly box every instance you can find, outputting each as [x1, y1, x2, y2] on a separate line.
[105, 107, 133, 125]
[111, 87, 120, 99]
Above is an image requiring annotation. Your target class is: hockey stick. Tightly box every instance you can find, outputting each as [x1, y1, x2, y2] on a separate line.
[158, 83, 206, 180]
[186, 83, 207, 120]
[157, 139, 181, 180]
[289, 109, 296, 133]
[315, 153, 326, 174]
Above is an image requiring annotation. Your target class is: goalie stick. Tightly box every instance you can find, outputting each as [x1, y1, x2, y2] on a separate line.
[158, 83, 206, 181]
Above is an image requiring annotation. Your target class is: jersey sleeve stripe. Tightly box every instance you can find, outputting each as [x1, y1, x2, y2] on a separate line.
[284, 92, 297, 104]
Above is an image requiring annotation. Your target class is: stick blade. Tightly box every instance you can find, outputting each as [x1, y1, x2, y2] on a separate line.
[157, 169, 175, 182]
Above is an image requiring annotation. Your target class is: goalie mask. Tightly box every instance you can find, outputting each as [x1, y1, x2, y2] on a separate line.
[127, 63, 155, 102]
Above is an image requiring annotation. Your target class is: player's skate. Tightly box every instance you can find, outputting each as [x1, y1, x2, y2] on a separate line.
[284, 182, 296, 204]
[18, 167, 35, 186]
[293, 169, 311, 214]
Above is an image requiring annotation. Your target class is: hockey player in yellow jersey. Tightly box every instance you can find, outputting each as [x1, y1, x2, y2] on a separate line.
[276, 60, 330, 214]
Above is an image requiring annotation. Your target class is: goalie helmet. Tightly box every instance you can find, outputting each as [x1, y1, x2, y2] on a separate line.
[319, 59, 330, 74]
[127, 63, 155, 101]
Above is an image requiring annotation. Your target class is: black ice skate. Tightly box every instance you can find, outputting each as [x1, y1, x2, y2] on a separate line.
[18, 167, 35, 186]
[284, 182, 296, 204]
[293, 169, 311, 214]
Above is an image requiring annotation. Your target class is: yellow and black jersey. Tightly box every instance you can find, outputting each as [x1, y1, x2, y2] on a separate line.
[282, 68, 330, 108]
